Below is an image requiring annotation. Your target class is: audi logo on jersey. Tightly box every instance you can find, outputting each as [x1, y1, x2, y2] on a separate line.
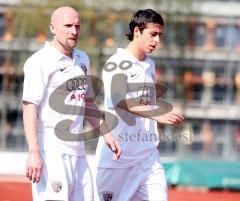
[137, 85, 154, 105]
[66, 77, 87, 91]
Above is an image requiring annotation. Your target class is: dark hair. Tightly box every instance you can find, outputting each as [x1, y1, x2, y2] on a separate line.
[126, 9, 164, 41]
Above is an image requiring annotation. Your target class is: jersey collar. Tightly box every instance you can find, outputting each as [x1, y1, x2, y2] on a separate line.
[117, 48, 150, 69]
[45, 42, 80, 62]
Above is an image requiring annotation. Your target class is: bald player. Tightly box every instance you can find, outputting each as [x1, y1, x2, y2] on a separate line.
[22, 6, 121, 201]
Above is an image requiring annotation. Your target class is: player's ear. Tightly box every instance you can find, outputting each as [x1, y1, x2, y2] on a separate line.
[49, 22, 56, 35]
[134, 27, 141, 38]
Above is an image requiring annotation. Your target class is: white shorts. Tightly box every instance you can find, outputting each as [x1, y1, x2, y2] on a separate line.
[32, 151, 94, 201]
[96, 151, 167, 201]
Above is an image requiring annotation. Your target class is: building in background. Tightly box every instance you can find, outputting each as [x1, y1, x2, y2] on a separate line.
[0, 0, 239, 160]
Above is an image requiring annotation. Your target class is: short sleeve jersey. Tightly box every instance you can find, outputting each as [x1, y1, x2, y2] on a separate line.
[96, 48, 160, 168]
[23, 42, 90, 156]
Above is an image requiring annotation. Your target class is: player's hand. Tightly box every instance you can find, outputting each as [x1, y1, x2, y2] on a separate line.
[26, 150, 43, 183]
[103, 133, 122, 160]
[155, 110, 184, 126]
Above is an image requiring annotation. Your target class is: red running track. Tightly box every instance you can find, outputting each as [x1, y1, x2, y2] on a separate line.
[0, 175, 240, 201]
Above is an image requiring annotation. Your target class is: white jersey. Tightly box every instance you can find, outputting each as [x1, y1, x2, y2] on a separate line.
[23, 42, 90, 156]
[96, 48, 160, 168]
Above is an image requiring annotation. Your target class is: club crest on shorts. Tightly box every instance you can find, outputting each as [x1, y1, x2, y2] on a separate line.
[101, 191, 114, 201]
[51, 180, 62, 193]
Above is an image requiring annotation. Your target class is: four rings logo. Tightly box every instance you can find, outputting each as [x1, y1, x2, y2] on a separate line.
[137, 85, 154, 105]
[66, 77, 87, 91]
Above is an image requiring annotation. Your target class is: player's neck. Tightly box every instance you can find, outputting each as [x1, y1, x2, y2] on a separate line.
[50, 40, 73, 58]
[126, 42, 146, 61]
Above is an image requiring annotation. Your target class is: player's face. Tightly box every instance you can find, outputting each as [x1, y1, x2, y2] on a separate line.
[137, 23, 163, 54]
[51, 11, 80, 52]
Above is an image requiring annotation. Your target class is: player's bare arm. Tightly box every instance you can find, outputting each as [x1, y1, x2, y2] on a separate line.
[23, 101, 42, 183]
[106, 69, 183, 126]
[117, 98, 184, 126]
[85, 96, 121, 160]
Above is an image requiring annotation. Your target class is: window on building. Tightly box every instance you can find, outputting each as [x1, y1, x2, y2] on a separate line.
[113, 21, 128, 46]
[213, 84, 227, 102]
[176, 22, 189, 46]
[226, 25, 239, 49]
[212, 65, 228, 102]
[12, 51, 20, 66]
[163, 22, 189, 47]
[163, 23, 177, 46]
[194, 24, 206, 47]
[0, 14, 6, 37]
[211, 120, 225, 154]
[215, 25, 227, 47]
[0, 50, 6, 65]
[189, 119, 204, 152]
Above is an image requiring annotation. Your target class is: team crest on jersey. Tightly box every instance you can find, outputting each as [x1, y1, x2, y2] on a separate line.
[80, 63, 87, 75]
[101, 191, 114, 201]
[51, 180, 62, 193]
